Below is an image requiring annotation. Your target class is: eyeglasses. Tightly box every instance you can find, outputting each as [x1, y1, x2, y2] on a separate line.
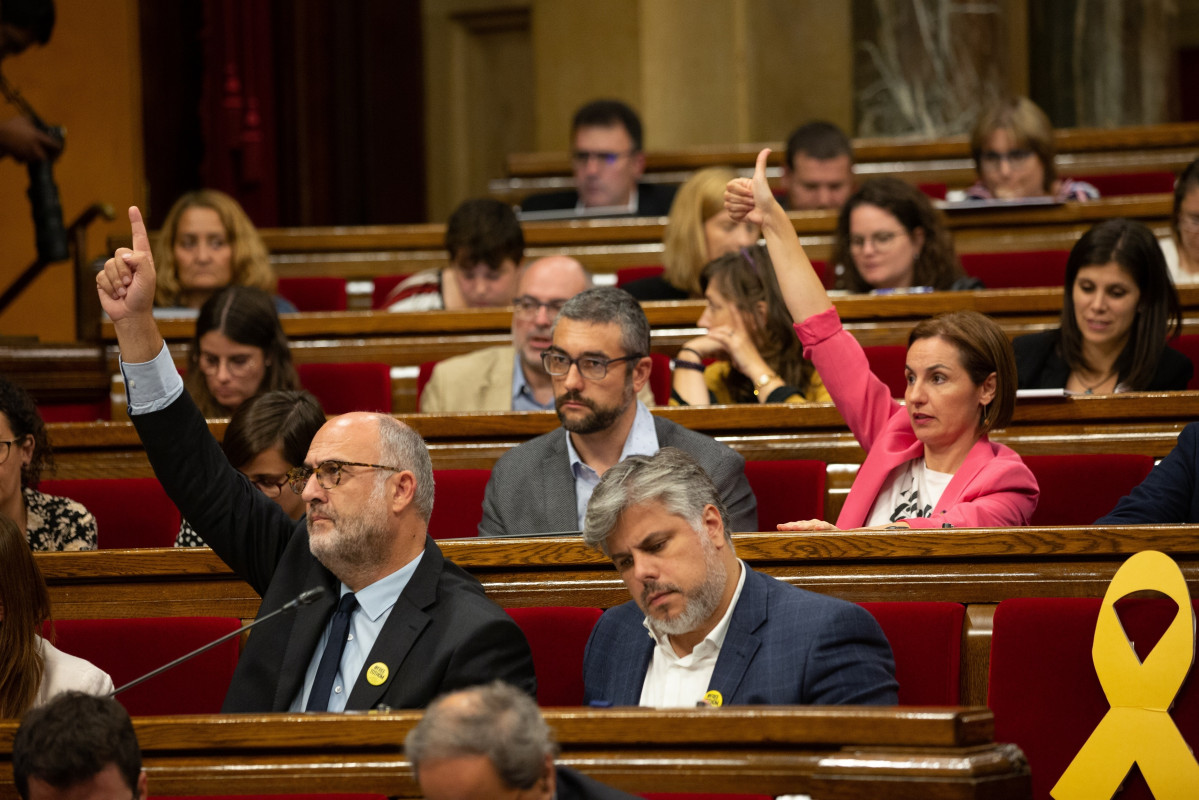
[541, 350, 644, 380]
[513, 296, 568, 319]
[571, 150, 634, 166]
[285, 460, 403, 495]
[198, 352, 260, 378]
[246, 473, 290, 498]
[849, 230, 904, 252]
[0, 437, 27, 466]
[1179, 213, 1199, 234]
[979, 148, 1034, 169]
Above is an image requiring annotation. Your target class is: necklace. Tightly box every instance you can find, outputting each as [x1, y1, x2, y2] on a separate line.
[1076, 369, 1116, 394]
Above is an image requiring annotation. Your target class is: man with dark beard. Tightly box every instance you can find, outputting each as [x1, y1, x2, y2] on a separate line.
[581, 447, 897, 707]
[478, 287, 757, 537]
[96, 207, 535, 713]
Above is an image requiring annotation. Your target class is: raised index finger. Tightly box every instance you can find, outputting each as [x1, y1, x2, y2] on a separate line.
[754, 148, 771, 182]
[129, 206, 151, 253]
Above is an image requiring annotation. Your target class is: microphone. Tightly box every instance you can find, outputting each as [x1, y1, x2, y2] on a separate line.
[108, 586, 327, 698]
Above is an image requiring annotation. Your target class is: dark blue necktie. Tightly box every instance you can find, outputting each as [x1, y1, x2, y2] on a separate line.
[305, 592, 358, 712]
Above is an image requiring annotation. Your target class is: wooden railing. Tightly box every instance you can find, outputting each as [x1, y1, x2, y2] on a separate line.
[0, 708, 1029, 799]
[35, 525, 1199, 707]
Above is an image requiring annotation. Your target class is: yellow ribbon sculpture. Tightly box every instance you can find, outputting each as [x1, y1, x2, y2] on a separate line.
[1052, 550, 1199, 799]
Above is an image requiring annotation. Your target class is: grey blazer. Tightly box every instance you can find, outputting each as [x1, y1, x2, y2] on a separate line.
[479, 415, 758, 537]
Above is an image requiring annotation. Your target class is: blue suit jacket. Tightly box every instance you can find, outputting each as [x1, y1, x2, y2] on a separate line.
[1097, 422, 1199, 524]
[582, 564, 898, 706]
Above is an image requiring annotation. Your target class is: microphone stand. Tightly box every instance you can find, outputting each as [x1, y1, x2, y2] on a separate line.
[109, 586, 327, 698]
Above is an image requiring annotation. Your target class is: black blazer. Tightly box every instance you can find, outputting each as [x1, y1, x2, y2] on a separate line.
[519, 183, 677, 217]
[1012, 329, 1193, 391]
[131, 393, 535, 712]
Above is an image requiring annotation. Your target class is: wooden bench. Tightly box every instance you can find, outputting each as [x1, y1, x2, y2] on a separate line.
[492, 122, 1199, 204]
[0, 708, 1029, 799]
[38, 394, 1198, 524]
[105, 195, 1173, 297]
[35, 525, 1199, 707]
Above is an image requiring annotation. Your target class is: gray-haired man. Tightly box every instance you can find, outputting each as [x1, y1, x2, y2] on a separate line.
[582, 447, 898, 707]
[406, 681, 639, 800]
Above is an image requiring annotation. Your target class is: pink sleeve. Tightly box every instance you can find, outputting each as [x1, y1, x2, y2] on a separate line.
[794, 308, 901, 453]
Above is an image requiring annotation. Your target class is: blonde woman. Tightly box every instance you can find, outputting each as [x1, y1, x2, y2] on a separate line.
[624, 167, 759, 301]
[154, 189, 296, 313]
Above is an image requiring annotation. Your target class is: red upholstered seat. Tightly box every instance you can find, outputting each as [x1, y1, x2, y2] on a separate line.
[989, 597, 1199, 800]
[1075, 171, 1177, 196]
[276, 276, 348, 312]
[37, 401, 110, 422]
[296, 362, 392, 415]
[1167, 335, 1199, 390]
[859, 601, 963, 705]
[615, 264, 665, 287]
[960, 249, 1070, 289]
[372, 274, 413, 309]
[39, 477, 181, 549]
[917, 182, 948, 200]
[506, 607, 603, 706]
[47, 617, 241, 716]
[428, 468, 490, 539]
[743, 460, 825, 530]
[810, 258, 831, 289]
[1021, 453, 1154, 526]
[862, 344, 908, 398]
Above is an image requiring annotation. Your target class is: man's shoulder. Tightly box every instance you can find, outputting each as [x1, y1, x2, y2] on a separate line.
[636, 183, 677, 216]
[555, 764, 641, 800]
[492, 427, 568, 472]
[745, 565, 864, 620]
[432, 345, 514, 374]
[653, 415, 743, 462]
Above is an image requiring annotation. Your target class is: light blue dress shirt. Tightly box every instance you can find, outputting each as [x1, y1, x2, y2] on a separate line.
[565, 400, 660, 529]
[511, 354, 555, 412]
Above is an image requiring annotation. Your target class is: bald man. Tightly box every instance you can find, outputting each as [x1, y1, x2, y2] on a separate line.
[421, 256, 653, 412]
[97, 207, 535, 713]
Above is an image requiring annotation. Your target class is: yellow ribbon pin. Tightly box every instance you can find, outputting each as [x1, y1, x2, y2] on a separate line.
[703, 690, 723, 707]
[366, 662, 389, 686]
[1052, 550, 1199, 799]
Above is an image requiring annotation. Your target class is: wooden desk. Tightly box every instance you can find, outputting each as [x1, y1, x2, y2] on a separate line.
[106, 195, 1172, 283]
[0, 708, 1028, 799]
[36, 525, 1199, 706]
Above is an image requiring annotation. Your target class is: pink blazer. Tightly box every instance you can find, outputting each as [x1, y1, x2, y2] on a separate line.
[795, 309, 1038, 529]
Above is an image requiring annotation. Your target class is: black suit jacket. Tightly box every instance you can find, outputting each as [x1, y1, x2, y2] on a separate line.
[1013, 328, 1193, 390]
[555, 765, 640, 799]
[519, 183, 677, 217]
[131, 393, 535, 712]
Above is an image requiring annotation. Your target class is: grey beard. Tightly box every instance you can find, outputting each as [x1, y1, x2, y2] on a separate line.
[645, 547, 728, 639]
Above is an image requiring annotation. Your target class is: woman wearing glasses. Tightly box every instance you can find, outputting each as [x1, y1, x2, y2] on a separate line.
[623, 168, 760, 301]
[1013, 218, 1192, 393]
[0, 513, 113, 718]
[185, 286, 300, 418]
[0, 376, 95, 551]
[831, 177, 974, 293]
[727, 150, 1037, 529]
[671, 244, 831, 406]
[176, 390, 325, 547]
[965, 97, 1099, 202]
[1162, 159, 1199, 285]
[154, 189, 297, 313]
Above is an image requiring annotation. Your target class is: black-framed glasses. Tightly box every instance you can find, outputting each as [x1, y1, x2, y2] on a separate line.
[246, 473, 290, 498]
[849, 230, 903, 252]
[571, 149, 634, 166]
[0, 437, 28, 466]
[285, 460, 403, 495]
[541, 350, 643, 380]
[513, 296, 567, 319]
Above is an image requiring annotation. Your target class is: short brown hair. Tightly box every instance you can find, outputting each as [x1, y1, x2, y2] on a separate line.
[970, 97, 1056, 192]
[909, 311, 1016, 433]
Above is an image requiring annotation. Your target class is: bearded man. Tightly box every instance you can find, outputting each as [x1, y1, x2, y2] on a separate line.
[581, 447, 897, 707]
[97, 206, 534, 713]
[478, 287, 757, 537]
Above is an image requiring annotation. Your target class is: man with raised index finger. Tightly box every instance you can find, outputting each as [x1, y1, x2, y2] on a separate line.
[96, 207, 535, 713]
